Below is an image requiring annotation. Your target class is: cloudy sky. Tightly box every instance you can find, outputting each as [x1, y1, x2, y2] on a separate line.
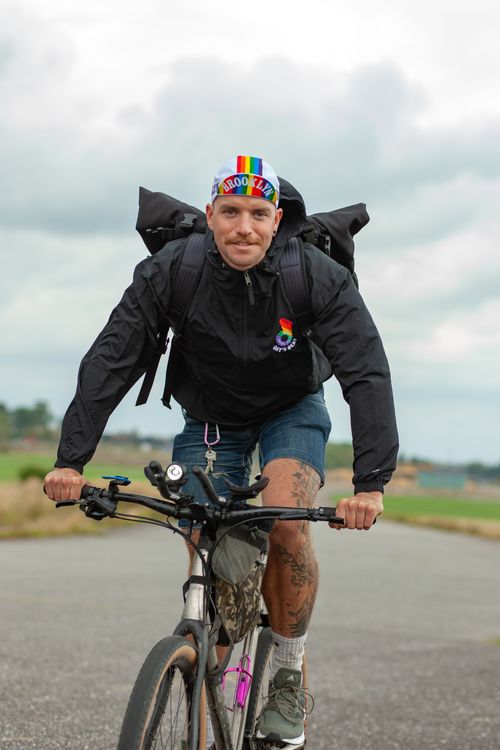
[1, 0, 499, 465]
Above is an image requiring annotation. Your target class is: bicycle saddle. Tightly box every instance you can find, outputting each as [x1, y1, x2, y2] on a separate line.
[223, 475, 269, 499]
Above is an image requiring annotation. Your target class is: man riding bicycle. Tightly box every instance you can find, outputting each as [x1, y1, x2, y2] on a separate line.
[45, 155, 398, 749]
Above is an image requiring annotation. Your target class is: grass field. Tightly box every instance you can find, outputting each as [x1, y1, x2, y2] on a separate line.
[382, 495, 500, 521]
[0, 451, 149, 483]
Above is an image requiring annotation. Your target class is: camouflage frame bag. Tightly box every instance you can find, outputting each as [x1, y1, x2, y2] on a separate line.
[212, 522, 270, 644]
[215, 560, 265, 644]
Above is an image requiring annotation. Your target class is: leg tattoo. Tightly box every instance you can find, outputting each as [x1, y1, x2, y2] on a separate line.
[287, 593, 316, 637]
[275, 543, 317, 591]
[262, 459, 321, 637]
[291, 462, 321, 509]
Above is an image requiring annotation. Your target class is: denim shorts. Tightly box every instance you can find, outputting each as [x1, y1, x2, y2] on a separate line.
[172, 390, 331, 526]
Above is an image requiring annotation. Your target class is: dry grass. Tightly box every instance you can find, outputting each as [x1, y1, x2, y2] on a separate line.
[0, 479, 160, 539]
[386, 513, 500, 540]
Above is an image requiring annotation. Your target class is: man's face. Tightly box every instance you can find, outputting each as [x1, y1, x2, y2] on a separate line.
[206, 195, 283, 271]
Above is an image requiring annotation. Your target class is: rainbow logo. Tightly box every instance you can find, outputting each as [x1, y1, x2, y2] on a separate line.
[236, 155, 263, 175]
[273, 318, 297, 352]
[216, 154, 278, 204]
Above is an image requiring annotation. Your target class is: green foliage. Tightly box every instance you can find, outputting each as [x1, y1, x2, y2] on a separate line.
[11, 400, 53, 438]
[324, 442, 353, 470]
[0, 406, 11, 448]
[18, 464, 50, 481]
[0, 453, 55, 481]
[1, 400, 55, 440]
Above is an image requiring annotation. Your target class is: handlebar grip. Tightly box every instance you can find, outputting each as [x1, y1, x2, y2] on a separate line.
[192, 466, 219, 504]
[53, 485, 95, 508]
[148, 460, 163, 475]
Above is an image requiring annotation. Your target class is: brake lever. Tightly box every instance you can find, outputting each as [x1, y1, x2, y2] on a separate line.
[311, 507, 346, 525]
[83, 494, 117, 520]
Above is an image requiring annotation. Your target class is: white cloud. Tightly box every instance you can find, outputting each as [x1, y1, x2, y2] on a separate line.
[1, 0, 500, 464]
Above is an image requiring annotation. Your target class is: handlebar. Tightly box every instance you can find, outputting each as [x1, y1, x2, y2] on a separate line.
[56, 487, 345, 525]
[54, 462, 346, 526]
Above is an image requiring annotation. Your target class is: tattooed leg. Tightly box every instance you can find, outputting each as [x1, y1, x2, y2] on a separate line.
[261, 459, 321, 637]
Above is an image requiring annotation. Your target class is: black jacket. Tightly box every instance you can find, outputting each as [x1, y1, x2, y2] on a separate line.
[56, 187, 398, 494]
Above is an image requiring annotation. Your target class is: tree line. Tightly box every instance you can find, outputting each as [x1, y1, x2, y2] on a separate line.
[0, 401, 55, 446]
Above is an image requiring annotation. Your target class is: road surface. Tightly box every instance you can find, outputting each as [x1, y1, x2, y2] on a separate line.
[1, 509, 500, 749]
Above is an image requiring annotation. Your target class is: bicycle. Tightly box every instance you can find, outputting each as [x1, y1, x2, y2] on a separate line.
[55, 461, 345, 750]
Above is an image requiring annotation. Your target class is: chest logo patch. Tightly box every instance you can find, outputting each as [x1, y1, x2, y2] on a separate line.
[273, 318, 297, 352]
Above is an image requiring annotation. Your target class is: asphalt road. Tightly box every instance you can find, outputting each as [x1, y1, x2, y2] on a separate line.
[1, 507, 500, 749]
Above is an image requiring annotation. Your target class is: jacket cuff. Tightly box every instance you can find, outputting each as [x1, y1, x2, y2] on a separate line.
[354, 483, 385, 495]
[54, 459, 84, 474]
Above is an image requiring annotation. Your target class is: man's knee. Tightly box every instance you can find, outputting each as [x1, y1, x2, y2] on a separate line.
[262, 459, 321, 509]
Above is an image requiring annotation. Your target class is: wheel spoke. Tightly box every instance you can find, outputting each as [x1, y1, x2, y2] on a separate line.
[145, 666, 190, 749]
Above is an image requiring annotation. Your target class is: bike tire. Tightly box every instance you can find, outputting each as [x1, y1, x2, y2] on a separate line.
[243, 628, 309, 749]
[117, 635, 206, 750]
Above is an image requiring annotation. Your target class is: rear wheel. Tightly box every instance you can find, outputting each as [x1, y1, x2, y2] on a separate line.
[117, 635, 206, 750]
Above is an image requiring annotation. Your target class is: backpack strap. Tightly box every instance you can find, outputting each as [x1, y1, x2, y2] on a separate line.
[135, 233, 206, 407]
[161, 232, 206, 407]
[135, 298, 170, 407]
[278, 237, 312, 330]
[168, 233, 206, 323]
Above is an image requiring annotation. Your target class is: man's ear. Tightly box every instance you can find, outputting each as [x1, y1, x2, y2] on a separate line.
[206, 202, 214, 230]
[274, 207, 284, 231]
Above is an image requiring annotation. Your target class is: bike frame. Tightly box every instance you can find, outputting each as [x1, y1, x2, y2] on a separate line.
[172, 529, 266, 750]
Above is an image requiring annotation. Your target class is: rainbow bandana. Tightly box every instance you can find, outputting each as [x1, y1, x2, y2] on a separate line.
[211, 155, 280, 206]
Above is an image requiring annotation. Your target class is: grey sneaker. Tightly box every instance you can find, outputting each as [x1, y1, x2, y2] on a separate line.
[256, 667, 310, 747]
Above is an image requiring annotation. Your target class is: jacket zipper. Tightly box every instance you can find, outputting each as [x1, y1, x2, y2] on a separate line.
[241, 271, 255, 366]
[244, 271, 255, 306]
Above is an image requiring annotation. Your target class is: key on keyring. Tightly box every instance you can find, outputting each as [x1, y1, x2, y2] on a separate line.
[205, 448, 217, 474]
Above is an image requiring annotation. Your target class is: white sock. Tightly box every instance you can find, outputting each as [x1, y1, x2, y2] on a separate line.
[270, 631, 307, 680]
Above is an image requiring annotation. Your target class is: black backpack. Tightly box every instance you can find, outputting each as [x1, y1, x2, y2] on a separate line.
[134, 179, 369, 407]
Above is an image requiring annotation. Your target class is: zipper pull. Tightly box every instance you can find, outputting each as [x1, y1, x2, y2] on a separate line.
[244, 271, 255, 305]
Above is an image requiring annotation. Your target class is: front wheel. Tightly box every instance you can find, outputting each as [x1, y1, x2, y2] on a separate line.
[117, 635, 206, 750]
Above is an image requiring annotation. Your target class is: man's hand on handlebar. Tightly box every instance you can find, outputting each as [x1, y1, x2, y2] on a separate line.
[44, 468, 90, 502]
[329, 491, 383, 530]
